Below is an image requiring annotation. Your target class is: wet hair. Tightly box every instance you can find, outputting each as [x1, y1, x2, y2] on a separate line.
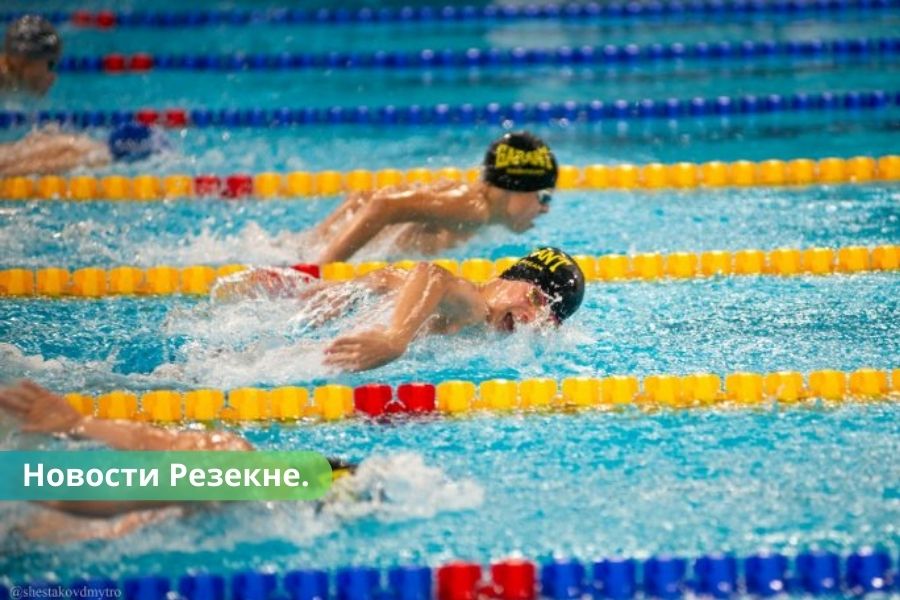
[499, 247, 585, 323]
[4, 15, 61, 61]
[483, 131, 558, 192]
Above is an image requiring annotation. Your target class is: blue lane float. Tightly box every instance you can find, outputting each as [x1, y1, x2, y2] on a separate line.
[4, 549, 895, 600]
[1, 89, 896, 131]
[55, 36, 900, 73]
[7, 0, 900, 29]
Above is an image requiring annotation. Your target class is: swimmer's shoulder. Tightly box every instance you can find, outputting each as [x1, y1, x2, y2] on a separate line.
[375, 179, 464, 196]
[0, 57, 11, 90]
[356, 265, 409, 292]
[440, 275, 487, 328]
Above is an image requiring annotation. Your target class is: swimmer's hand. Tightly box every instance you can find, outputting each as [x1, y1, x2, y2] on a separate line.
[323, 327, 407, 372]
[0, 380, 82, 434]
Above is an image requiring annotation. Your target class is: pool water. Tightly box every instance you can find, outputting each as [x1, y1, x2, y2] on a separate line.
[1, 0, 899, 589]
[3, 406, 899, 580]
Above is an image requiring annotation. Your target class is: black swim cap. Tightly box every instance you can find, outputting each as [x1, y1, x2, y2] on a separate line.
[499, 247, 585, 323]
[483, 131, 558, 192]
[5, 16, 61, 60]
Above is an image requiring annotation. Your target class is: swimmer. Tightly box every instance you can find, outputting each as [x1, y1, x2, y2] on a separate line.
[314, 131, 558, 263]
[0, 15, 105, 177]
[217, 246, 585, 372]
[0, 122, 167, 177]
[0, 379, 356, 541]
[0, 15, 61, 96]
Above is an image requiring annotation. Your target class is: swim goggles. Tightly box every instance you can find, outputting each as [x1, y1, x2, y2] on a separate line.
[537, 190, 553, 206]
[527, 286, 560, 325]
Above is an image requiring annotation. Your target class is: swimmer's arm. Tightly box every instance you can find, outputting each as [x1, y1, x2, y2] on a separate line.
[324, 262, 461, 371]
[385, 263, 452, 340]
[36, 499, 180, 518]
[313, 190, 373, 237]
[0, 381, 250, 519]
[71, 417, 254, 452]
[317, 187, 489, 264]
[0, 380, 253, 451]
[0, 132, 110, 177]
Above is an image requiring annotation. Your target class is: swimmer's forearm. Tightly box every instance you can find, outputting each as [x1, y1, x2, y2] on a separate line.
[318, 201, 390, 264]
[72, 417, 254, 451]
[0, 153, 74, 177]
[0, 148, 109, 177]
[0, 134, 110, 176]
[38, 499, 182, 518]
[318, 186, 482, 263]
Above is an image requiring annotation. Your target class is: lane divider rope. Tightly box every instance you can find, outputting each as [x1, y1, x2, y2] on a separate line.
[14, 0, 899, 29]
[57, 367, 900, 422]
[2, 155, 899, 201]
[1, 245, 897, 298]
[58, 37, 900, 73]
[2, 89, 897, 130]
[5, 548, 896, 599]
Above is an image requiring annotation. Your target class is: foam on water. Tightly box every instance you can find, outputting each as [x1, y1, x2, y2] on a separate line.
[131, 223, 313, 267]
[154, 274, 391, 386]
[323, 453, 484, 522]
[0, 343, 176, 391]
[0, 218, 311, 268]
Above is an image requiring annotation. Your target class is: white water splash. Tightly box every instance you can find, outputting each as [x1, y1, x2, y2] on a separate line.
[0, 217, 325, 268]
[130, 222, 319, 266]
[323, 452, 484, 521]
[0, 343, 178, 391]
[152, 274, 393, 387]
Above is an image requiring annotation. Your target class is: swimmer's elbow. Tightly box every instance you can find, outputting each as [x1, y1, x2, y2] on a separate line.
[367, 190, 416, 226]
[413, 262, 455, 286]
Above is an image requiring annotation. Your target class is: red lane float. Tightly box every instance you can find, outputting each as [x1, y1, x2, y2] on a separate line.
[96, 11, 116, 28]
[290, 264, 321, 278]
[354, 384, 392, 417]
[438, 562, 483, 600]
[102, 54, 126, 72]
[71, 10, 93, 26]
[135, 109, 159, 125]
[129, 53, 154, 71]
[223, 174, 253, 199]
[163, 109, 187, 127]
[491, 560, 537, 600]
[397, 383, 437, 413]
[193, 175, 222, 196]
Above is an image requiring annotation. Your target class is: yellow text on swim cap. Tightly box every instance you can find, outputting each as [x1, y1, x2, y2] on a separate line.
[494, 144, 554, 171]
[529, 248, 573, 273]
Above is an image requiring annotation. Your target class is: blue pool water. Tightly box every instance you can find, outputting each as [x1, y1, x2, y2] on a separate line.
[1, 0, 899, 589]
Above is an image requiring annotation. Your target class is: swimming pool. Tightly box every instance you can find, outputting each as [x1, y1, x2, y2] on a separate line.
[1, 0, 899, 596]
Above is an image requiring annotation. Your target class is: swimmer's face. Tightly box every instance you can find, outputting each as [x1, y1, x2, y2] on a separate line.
[9, 55, 57, 96]
[487, 280, 555, 332]
[503, 189, 552, 233]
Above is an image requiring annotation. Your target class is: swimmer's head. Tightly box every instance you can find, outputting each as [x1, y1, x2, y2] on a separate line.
[108, 123, 168, 163]
[328, 457, 357, 481]
[4, 16, 61, 96]
[482, 132, 558, 232]
[486, 247, 585, 331]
